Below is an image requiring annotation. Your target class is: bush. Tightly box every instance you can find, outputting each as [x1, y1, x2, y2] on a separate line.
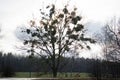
[1, 65, 15, 77]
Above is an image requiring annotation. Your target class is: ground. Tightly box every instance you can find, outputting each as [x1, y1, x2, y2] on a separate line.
[0, 72, 120, 80]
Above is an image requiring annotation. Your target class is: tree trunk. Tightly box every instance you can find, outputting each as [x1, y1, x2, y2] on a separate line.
[52, 68, 57, 77]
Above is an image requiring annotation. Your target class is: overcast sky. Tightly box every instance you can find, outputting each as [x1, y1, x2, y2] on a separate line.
[0, 0, 120, 57]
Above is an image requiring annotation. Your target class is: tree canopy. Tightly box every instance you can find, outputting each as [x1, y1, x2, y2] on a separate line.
[21, 4, 95, 77]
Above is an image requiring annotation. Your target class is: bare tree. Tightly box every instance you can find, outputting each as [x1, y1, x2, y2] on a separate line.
[97, 17, 120, 79]
[102, 17, 120, 61]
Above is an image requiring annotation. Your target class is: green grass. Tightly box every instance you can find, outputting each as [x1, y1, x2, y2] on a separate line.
[14, 72, 92, 78]
[3, 72, 120, 80]
[15, 72, 32, 77]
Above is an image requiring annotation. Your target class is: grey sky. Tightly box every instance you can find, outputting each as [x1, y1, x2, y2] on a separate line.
[0, 0, 120, 57]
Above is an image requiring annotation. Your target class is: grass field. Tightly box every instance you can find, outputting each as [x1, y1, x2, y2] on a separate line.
[12, 72, 95, 80]
[14, 72, 92, 78]
[2, 72, 120, 80]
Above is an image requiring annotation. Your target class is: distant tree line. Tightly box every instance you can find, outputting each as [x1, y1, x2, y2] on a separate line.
[0, 52, 120, 78]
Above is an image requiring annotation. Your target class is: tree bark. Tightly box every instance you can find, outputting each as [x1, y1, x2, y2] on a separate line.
[52, 68, 57, 77]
